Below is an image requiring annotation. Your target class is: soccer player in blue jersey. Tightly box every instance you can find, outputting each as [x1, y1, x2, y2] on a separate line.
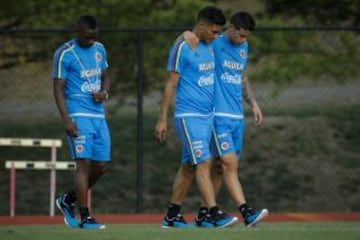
[184, 12, 269, 227]
[155, 6, 237, 228]
[52, 15, 110, 230]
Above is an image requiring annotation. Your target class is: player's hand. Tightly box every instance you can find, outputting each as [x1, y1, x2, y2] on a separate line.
[252, 103, 263, 127]
[184, 31, 199, 49]
[155, 119, 167, 143]
[92, 91, 109, 103]
[64, 118, 79, 138]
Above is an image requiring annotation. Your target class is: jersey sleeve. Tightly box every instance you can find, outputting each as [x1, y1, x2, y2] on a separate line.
[52, 44, 70, 80]
[166, 40, 187, 74]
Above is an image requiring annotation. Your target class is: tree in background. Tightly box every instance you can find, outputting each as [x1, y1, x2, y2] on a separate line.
[263, 0, 360, 25]
[0, 0, 359, 98]
[0, 0, 211, 99]
[244, 0, 360, 92]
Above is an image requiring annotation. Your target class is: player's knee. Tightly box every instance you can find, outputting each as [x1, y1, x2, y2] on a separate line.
[221, 159, 238, 172]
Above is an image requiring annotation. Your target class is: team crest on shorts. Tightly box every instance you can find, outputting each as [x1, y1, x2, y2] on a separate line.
[76, 144, 84, 153]
[221, 142, 229, 150]
[195, 149, 202, 157]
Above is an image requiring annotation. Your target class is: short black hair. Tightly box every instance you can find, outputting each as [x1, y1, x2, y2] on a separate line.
[197, 6, 226, 26]
[77, 15, 98, 30]
[230, 12, 256, 31]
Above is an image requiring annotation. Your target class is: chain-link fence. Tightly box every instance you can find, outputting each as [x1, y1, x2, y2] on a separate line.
[0, 27, 359, 215]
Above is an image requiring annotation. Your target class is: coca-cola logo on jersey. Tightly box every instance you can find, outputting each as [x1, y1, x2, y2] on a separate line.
[221, 72, 242, 85]
[81, 80, 101, 92]
[198, 74, 214, 86]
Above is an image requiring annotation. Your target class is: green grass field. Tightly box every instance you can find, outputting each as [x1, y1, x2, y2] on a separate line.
[1, 222, 359, 240]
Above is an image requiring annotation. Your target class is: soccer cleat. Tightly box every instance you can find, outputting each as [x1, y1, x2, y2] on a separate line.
[56, 194, 78, 228]
[244, 208, 269, 227]
[161, 214, 190, 228]
[79, 216, 106, 229]
[212, 209, 238, 228]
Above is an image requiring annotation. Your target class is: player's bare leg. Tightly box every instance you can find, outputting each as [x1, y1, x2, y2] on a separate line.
[75, 159, 91, 218]
[195, 159, 225, 226]
[195, 159, 237, 227]
[195, 159, 216, 208]
[221, 152, 268, 227]
[170, 163, 194, 205]
[162, 163, 194, 228]
[221, 152, 246, 205]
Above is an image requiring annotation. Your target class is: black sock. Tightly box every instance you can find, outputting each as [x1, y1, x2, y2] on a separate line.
[197, 207, 208, 218]
[239, 203, 251, 219]
[79, 207, 90, 221]
[209, 206, 220, 218]
[166, 203, 181, 218]
[64, 190, 76, 205]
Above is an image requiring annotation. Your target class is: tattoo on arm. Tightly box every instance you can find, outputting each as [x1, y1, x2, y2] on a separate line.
[242, 77, 256, 107]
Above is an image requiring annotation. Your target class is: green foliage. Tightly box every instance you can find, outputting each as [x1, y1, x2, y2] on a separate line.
[1, 0, 359, 96]
[0, 0, 211, 28]
[248, 18, 360, 92]
[262, 0, 360, 25]
[0, 0, 214, 98]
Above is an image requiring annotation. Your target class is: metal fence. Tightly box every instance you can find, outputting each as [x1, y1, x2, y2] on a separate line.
[0, 27, 359, 215]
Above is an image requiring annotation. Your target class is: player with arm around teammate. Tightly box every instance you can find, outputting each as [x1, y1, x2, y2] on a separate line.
[155, 6, 238, 228]
[185, 11, 269, 227]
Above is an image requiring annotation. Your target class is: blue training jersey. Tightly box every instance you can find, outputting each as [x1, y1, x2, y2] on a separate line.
[167, 38, 215, 117]
[52, 39, 108, 118]
[213, 34, 249, 119]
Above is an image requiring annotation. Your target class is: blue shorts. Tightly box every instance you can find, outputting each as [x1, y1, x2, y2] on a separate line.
[212, 117, 244, 160]
[67, 117, 111, 161]
[174, 116, 213, 165]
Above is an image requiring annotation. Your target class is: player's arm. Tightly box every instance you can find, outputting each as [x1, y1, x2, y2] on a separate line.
[53, 79, 78, 137]
[155, 72, 180, 142]
[173, 31, 198, 49]
[101, 68, 110, 93]
[93, 68, 110, 102]
[242, 75, 263, 126]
